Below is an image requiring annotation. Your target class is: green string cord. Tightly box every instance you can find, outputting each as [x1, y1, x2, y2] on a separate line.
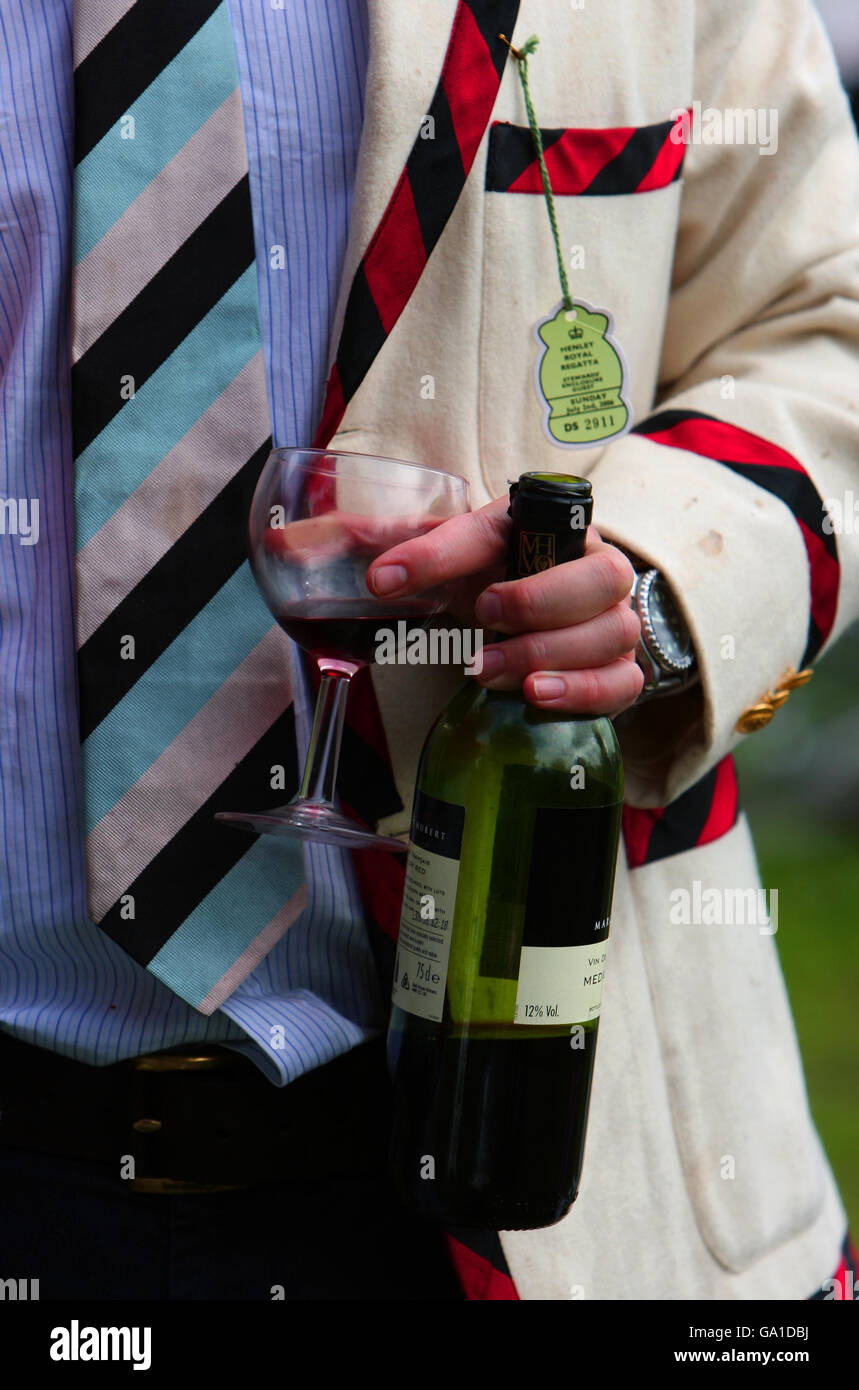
[510, 35, 573, 311]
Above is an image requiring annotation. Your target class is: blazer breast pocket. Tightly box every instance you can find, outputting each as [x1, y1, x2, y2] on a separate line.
[477, 114, 688, 497]
[485, 115, 687, 197]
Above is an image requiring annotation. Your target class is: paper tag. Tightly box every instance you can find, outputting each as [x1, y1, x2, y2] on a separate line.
[534, 300, 632, 448]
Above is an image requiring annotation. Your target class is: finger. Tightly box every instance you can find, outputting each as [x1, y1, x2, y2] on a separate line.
[473, 604, 641, 687]
[522, 657, 645, 715]
[448, 527, 608, 624]
[367, 495, 510, 596]
[445, 564, 507, 625]
[474, 544, 635, 633]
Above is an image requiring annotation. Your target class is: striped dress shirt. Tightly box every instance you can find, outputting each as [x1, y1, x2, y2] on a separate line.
[0, 0, 386, 1084]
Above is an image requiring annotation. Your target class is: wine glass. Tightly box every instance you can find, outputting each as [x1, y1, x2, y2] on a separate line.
[215, 447, 470, 851]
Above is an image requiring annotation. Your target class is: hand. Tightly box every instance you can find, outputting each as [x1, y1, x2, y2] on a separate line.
[366, 494, 644, 716]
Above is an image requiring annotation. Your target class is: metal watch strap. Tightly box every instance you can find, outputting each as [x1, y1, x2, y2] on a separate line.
[629, 566, 698, 701]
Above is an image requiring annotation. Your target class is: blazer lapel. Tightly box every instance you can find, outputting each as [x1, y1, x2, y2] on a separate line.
[315, 0, 521, 447]
[313, 0, 525, 1302]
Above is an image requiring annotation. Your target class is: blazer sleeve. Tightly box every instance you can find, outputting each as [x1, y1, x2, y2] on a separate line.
[589, 0, 859, 807]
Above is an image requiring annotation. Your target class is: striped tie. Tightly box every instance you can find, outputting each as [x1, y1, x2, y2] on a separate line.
[72, 0, 532, 1300]
[72, 0, 320, 1011]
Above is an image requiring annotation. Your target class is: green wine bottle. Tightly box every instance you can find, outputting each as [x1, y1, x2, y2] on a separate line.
[386, 473, 624, 1230]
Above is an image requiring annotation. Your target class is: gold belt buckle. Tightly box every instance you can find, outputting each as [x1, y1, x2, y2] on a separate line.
[129, 1048, 247, 1193]
[132, 1049, 228, 1072]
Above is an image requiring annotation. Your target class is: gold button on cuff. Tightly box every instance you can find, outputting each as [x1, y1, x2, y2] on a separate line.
[779, 666, 814, 691]
[766, 688, 790, 709]
[736, 663, 815, 734]
[736, 703, 775, 734]
[132, 1117, 163, 1134]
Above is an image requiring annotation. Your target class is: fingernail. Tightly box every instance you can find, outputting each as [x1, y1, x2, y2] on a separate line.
[477, 648, 505, 680]
[532, 676, 565, 701]
[371, 564, 408, 595]
[475, 591, 501, 624]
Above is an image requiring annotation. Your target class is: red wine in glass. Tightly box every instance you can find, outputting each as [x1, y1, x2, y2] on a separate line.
[276, 598, 438, 669]
[214, 447, 470, 851]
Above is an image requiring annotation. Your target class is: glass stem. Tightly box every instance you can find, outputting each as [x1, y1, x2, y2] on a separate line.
[298, 672, 351, 805]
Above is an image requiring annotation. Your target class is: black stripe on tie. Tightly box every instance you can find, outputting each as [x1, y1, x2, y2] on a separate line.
[74, 0, 223, 164]
[467, 0, 521, 79]
[484, 123, 565, 192]
[641, 765, 722, 865]
[406, 85, 466, 260]
[334, 266, 387, 406]
[78, 438, 271, 741]
[98, 705, 298, 962]
[584, 119, 676, 195]
[72, 176, 255, 460]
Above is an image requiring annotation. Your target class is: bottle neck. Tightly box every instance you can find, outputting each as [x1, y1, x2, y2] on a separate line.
[484, 472, 594, 689]
[505, 476, 591, 582]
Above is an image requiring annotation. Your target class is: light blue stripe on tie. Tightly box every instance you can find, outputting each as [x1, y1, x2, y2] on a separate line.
[75, 266, 261, 549]
[1, 0, 378, 1076]
[74, 3, 240, 264]
[82, 563, 274, 833]
[147, 834, 306, 1009]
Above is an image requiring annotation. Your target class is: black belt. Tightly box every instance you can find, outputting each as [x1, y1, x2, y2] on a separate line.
[0, 1030, 393, 1194]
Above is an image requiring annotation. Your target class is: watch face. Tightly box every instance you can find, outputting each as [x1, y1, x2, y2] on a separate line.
[648, 577, 694, 671]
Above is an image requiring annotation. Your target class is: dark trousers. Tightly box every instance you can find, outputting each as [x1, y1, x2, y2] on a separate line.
[0, 1033, 463, 1301]
[0, 1144, 464, 1301]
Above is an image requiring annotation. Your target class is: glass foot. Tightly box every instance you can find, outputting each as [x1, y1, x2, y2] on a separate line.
[214, 800, 408, 853]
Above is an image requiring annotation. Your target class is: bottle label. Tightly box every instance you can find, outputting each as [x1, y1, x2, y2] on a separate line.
[514, 942, 609, 1024]
[392, 790, 621, 1028]
[514, 804, 620, 1025]
[391, 789, 464, 1023]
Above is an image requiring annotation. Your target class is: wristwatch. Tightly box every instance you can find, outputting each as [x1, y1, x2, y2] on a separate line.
[629, 567, 698, 701]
